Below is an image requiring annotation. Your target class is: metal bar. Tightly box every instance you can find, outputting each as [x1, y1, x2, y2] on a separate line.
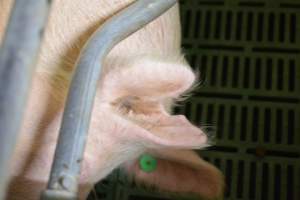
[41, 0, 177, 199]
[0, 1, 52, 199]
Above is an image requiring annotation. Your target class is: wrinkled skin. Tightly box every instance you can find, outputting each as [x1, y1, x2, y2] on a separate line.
[0, 0, 224, 199]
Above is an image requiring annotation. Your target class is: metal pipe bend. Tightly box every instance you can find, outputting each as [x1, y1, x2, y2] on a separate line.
[42, 0, 177, 199]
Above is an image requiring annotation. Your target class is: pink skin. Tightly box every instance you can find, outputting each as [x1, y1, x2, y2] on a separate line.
[1, 1, 224, 199]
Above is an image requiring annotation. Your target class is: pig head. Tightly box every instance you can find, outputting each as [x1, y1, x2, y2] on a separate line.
[1, 0, 224, 199]
[8, 55, 224, 200]
[92, 55, 225, 200]
[73, 55, 224, 199]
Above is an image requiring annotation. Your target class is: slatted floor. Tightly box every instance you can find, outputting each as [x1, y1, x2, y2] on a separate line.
[89, 0, 300, 199]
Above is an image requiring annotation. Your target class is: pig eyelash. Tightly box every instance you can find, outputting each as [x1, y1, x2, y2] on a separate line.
[111, 98, 160, 132]
[111, 96, 140, 115]
[112, 96, 162, 117]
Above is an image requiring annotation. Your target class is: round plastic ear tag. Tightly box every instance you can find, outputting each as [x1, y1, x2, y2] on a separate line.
[139, 154, 157, 173]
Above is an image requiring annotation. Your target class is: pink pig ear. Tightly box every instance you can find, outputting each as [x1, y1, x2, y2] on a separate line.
[123, 150, 224, 199]
[126, 113, 208, 149]
[101, 55, 196, 101]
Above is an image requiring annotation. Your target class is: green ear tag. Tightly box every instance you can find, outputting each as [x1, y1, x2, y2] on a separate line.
[139, 154, 157, 173]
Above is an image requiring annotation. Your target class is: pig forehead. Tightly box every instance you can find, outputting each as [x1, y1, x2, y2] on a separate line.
[36, 0, 181, 76]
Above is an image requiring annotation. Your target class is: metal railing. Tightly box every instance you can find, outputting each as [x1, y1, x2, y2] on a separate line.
[0, 0, 177, 199]
[0, 1, 53, 199]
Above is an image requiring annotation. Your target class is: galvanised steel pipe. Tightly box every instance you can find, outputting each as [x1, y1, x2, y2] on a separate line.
[41, 0, 177, 199]
[0, 1, 52, 199]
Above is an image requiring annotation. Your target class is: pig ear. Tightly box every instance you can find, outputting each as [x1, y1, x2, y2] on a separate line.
[101, 56, 196, 101]
[126, 114, 208, 149]
[122, 150, 224, 199]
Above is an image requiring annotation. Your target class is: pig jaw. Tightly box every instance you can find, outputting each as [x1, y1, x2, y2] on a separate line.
[123, 149, 224, 200]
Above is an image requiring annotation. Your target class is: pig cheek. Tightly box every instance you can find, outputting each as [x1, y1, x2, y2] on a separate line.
[81, 115, 143, 182]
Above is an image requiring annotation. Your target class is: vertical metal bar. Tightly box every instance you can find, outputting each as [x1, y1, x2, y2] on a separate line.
[0, 0, 52, 199]
[41, 0, 177, 199]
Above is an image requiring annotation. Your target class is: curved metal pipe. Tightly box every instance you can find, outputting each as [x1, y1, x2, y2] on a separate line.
[41, 0, 177, 199]
[0, 1, 52, 199]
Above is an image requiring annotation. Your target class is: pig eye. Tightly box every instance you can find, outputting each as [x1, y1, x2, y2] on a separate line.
[112, 96, 161, 116]
[112, 96, 139, 115]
